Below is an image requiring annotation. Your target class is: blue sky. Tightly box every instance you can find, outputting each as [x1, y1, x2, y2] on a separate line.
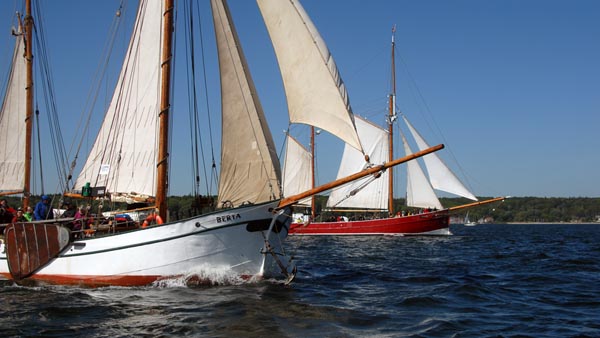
[1, 0, 599, 198]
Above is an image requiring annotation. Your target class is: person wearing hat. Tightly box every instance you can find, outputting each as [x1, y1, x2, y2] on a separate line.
[12, 207, 28, 223]
[34, 195, 54, 221]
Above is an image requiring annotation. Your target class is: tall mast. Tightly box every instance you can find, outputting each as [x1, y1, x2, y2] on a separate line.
[156, 0, 174, 221]
[387, 25, 396, 214]
[23, 0, 34, 209]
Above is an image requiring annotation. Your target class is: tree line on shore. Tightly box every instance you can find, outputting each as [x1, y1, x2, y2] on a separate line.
[439, 196, 600, 223]
[3, 195, 599, 224]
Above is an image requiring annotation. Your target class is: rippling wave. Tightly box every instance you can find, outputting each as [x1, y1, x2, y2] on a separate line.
[1, 223, 600, 337]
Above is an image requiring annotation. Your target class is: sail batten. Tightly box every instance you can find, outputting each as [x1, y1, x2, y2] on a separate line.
[212, 0, 282, 208]
[257, 0, 363, 154]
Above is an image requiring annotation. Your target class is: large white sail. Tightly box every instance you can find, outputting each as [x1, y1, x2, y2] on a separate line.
[256, 0, 364, 153]
[402, 116, 478, 201]
[326, 116, 388, 210]
[73, 1, 164, 202]
[402, 134, 443, 210]
[212, 0, 282, 207]
[282, 135, 312, 206]
[0, 31, 26, 192]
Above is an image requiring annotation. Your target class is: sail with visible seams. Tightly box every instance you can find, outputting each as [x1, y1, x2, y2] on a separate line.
[326, 116, 388, 209]
[402, 115, 477, 201]
[282, 135, 312, 206]
[0, 28, 26, 192]
[212, 0, 282, 208]
[256, 0, 364, 154]
[73, 1, 165, 202]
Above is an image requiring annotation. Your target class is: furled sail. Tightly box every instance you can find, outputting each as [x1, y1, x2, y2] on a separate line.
[402, 116, 478, 201]
[282, 135, 312, 206]
[212, 0, 282, 207]
[256, 0, 364, 153]
[402, 134, 443, 210]
[326, 116, 388, 210]
[0, 30, 26, 192]
[73, 1, 164, 202]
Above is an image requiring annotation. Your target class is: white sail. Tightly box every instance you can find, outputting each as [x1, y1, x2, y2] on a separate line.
[326, 116, 388, 210]
[73, 1, 164, 202]
[212, 0, 282, 208]
[402, 116, 478, 201]
[402, 134, 443, 210]
[0, 30, 26, 192]
[282, 135, 312, 206]
[256, 0, 364, 153]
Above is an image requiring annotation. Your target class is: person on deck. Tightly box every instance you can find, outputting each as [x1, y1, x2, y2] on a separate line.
[12, 208, 28, 223]
[34, 195, 53, 220]
[60, 201, 77, 218]
[23, 206, 33, 221]
[0, 199, 16, 223]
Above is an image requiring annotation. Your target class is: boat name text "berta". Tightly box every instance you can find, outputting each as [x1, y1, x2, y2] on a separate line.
[216, 214, 242, 223]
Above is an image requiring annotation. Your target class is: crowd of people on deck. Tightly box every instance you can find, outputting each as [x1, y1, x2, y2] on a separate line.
[313, 207, 440, 223]
[0, 196, 96, 238]
[0, 196, 157, 240]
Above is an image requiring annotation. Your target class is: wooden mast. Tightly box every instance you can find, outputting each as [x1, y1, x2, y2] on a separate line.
[156, 0, 174, 221]
[23, 0, 34, 209]
[387, 25, 396, 215]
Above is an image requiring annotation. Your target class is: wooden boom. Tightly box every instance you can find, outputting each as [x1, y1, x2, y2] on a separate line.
[277, 143, 444, 209]
[448, 196, 506, 211]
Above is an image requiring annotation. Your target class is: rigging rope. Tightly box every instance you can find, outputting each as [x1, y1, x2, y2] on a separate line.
[67, 1, 125, 191]
[32, 1, 69, 193]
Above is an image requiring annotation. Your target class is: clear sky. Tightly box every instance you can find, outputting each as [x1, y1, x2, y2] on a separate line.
[1, 0, 599, 198]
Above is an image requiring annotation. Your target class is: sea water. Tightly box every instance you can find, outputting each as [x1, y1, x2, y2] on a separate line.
[1, 223, 599, 337]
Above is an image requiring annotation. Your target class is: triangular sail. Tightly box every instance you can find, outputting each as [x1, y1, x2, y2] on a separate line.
[326, 117, 388, 210]
[282, 135, 312, 206]
[402, 133, 443, 210]
[0, 30, 26, 192]
[73, 1, 164, 202]
[212, 0, 282, 207]
[402, 116, 478, 201]
[256, 0, 364, 153]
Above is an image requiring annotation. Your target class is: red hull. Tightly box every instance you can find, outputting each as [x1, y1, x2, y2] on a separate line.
[289, 210, 450, 235]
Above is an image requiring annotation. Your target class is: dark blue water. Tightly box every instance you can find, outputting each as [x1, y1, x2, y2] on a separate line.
[1, 223, 599, 337]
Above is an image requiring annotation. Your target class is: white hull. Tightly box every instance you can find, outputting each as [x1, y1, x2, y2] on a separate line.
[0, 201, 295, 286]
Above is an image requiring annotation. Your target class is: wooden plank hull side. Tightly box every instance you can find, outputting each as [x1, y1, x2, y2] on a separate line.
[289, 210, 450, 235]
[4, 223, 70, 280]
